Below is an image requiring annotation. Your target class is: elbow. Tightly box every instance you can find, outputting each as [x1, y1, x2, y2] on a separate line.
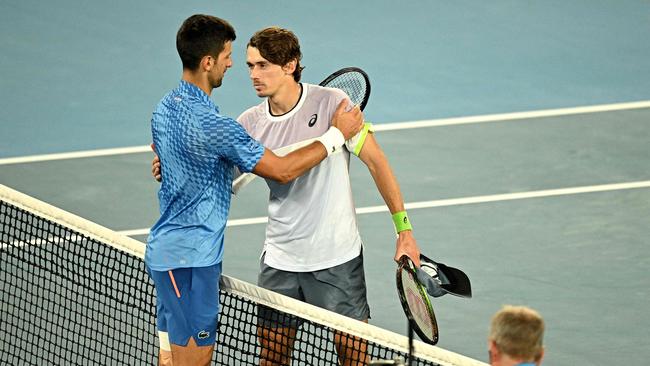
[276, 171, 296, 185]
[267, 169, 295, 185]
[274, 159, 300, 184]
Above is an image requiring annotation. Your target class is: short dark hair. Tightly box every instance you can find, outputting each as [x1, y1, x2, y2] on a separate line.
[248, 27, 305, 82]
[176, 14, 236, 71]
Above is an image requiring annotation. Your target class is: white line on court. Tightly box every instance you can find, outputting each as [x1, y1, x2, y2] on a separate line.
[2, 100, 649, 166]
[116, 180, 650, 237]
[373, 100, 650, 131]
[0, 146, 152, 165]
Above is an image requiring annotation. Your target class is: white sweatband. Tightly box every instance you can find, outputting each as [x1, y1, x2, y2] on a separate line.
[316, 127, 345, 156]
[158, 331, 171, 351]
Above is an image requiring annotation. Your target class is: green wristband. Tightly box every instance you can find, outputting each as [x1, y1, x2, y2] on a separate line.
[392, 211, 412, 233]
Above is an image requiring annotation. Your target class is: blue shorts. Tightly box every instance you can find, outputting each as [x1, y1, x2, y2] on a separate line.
[147, 263, 221, 347]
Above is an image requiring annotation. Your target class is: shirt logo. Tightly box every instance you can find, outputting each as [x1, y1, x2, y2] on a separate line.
[308, 114, 318, 127]
[198, 330, 210, 339]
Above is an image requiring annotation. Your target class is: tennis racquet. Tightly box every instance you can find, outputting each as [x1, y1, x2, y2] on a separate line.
[319, 66, 370, 110]
[396, 255, 439, 346]
[232, 67, 371, 195]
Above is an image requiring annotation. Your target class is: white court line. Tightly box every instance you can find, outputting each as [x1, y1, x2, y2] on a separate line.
[0, 146, 152, 165]
[374, 100, 650, 131]
[117, 180, 650, 237]
[2, 100, 649, 166]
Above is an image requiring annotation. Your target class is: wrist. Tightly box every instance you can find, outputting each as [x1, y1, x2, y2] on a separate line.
[398, 229, 413, 238]
[316, 127, 345, 156]
[392, 211, 413, 234]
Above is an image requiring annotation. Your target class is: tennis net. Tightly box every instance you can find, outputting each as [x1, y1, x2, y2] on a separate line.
[0, 184, 487, 366]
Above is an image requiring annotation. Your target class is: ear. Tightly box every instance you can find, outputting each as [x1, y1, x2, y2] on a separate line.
[488, 340, 500, 359]
[536, 346, 545, 365]
[282, 59, 297, 75]
[200, 55, 214, 72]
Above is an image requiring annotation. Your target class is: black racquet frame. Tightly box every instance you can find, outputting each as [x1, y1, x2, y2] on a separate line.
[318, 67, 371, 111]
[396, 255, 439, 345]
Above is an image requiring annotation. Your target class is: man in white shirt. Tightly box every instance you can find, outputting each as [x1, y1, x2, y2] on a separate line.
[239, 27, 421, 366]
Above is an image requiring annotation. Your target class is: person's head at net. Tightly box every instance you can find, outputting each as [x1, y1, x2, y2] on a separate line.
[176, 14, 236, 93]
[488, 305, 545, 366]
[246, 26, 305, 99]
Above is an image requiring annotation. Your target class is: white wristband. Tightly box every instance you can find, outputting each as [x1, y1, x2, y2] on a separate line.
[316, 127, 345, 156]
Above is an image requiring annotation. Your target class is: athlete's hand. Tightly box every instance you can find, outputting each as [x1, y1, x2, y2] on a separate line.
[151, 143, 162, 182]
[331, 100, 363, 140]
[394, 230, 421, 267]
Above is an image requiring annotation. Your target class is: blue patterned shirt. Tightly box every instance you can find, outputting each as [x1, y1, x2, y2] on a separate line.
[146, 80, 265, 271]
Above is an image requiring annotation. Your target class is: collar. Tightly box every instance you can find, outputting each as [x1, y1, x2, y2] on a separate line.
[265, 83, 306, 122]
[178, 80, 219, 112]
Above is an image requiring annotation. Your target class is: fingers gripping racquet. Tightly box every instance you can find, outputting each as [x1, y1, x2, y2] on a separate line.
[232, 67, 371, 195]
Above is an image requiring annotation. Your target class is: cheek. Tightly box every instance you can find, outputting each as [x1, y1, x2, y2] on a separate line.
[264, 71, 283, 85]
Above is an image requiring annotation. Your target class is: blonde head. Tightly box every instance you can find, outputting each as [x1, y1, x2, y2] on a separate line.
[489, 305, 545, 362]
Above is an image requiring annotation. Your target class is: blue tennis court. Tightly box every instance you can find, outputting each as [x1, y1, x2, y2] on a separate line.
[1, 1, 649, 365]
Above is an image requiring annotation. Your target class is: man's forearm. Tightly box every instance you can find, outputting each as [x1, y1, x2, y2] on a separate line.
[360, 136, 405, 214]
[252, 142, 328, 184]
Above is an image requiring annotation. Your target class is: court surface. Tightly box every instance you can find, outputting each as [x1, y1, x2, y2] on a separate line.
[1, 1, 649, 365]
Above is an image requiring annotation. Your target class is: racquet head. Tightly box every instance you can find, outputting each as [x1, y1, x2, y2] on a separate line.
[396, 255, 439, 345]
[319, 67, 371, 111]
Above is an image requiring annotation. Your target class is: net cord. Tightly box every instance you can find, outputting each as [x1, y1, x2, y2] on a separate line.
[1, 184, 145, 259]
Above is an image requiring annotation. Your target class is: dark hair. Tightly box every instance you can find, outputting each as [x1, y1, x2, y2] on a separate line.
[248, 27, 304, 82]
[176, 14, 236, 71]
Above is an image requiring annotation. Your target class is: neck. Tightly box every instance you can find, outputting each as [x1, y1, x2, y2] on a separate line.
[268, 81, 301, 115]
[182, 70, 212, 96]
[499, 355, 537, 366]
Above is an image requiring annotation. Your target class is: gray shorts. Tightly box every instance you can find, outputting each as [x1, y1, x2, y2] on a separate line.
[258, 252, 370, 327]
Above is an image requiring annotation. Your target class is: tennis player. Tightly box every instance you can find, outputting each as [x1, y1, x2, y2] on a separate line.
[488, 305, 545, 366]
[146, 15, 363, 366]
[239, 27, 421, 366]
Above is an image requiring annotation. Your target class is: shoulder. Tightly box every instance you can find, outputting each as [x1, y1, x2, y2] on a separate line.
[237, 100, 267, 131]
[237, 101, 265, 123]
[306, 83, 347, 102]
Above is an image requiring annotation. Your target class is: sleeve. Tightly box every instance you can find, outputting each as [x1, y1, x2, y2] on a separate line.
[344, 122, 374, 156]
[202, 112, 265, 173]
[328, 88, 354, 119]
[325, 86, 372, 156]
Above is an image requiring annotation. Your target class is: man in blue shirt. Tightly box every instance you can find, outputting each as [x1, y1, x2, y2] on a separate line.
[146, 14, 362, 366]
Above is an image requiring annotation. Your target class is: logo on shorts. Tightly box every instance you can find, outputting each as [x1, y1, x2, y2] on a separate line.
[308, 114, 318, 127]
[197, 330, 210, 339]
